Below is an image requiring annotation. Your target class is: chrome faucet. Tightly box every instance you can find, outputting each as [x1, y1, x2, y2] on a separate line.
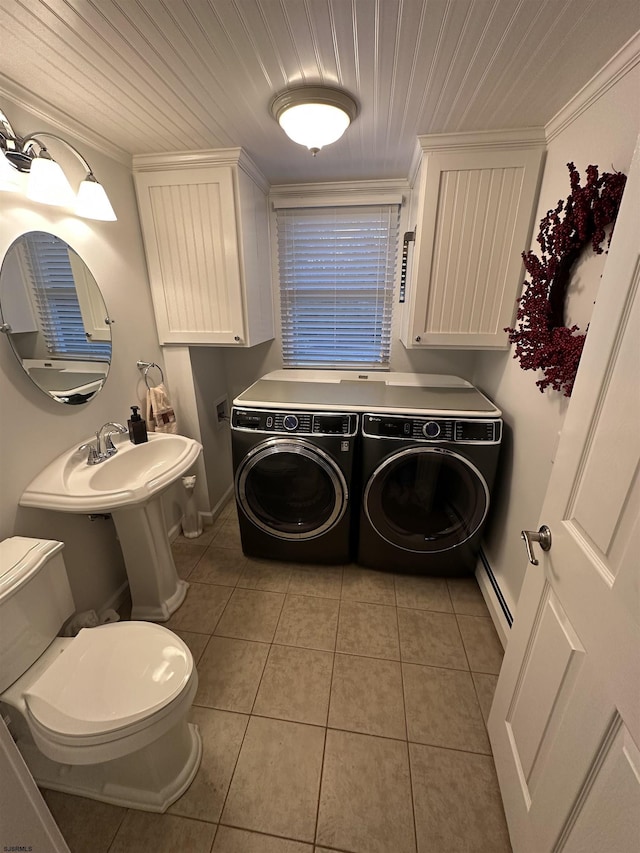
[79, 422, 128, 466]
[97, 422, 128, 458]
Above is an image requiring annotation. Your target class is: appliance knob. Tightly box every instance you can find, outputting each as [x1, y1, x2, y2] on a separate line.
[423, 421, 441, 438]
[283, 414, 299, 431]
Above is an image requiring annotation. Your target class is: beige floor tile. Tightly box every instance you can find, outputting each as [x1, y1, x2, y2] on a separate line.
[172, 629, 210, 665]
[398, 607, 468, 670]
[42, 790, 126, 853]
[171, 541, 207, 579]
[214, 588, 285, 642]
[165, 581, 232, 634]
[457, 614, 504, 674]
[403, 663, 490, 753]
[316, 729, 416, 853]
[336, 600, 400, 660]
[213, 826, 312, 852]
[341, 565, 396, 605]
[447, 577, 489, 616]
[410, 743, 511, 853]
[219, 498, 237, 521]
[253, 644, 333, 725]
[395, 574, 453, 613]
[189, 547, 247, 586]
[195, 636, 269, 712]
[212, 518, 243, 550]
[274, 594, 339, 651]
[328, 654, 406, 739]
[169, 706, 248, 822]
[238, 558, 293, 592]
[110, 811, 216, 853]
[473, 671, 499, 725]
[287, 565, 343, 598]
[221, 716, 325, 842]
[174, 523, 219, 547]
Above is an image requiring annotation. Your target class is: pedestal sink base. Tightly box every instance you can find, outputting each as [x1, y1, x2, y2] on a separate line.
[112, 499, 187, 623]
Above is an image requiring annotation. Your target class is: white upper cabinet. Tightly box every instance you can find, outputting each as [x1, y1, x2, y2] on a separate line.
[401, 130, 545, 349]
[133, 149, 274, 347]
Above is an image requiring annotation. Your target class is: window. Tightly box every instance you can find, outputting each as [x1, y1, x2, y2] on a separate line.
[276, 203, 400, 368]
[19, 232, 111, 360]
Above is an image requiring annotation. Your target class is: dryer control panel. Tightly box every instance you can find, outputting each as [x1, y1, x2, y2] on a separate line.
[363, 414, 501, 444]
[232, 407, 358, 437]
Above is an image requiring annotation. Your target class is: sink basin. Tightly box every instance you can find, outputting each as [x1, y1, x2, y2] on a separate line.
[20, 433, 203, 513]
[21, 432, 204, 623]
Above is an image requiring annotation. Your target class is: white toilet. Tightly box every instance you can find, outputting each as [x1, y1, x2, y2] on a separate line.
[0, 536, 202, 812]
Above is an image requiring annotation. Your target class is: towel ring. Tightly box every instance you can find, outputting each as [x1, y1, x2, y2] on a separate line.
[136, 360, 164, 389]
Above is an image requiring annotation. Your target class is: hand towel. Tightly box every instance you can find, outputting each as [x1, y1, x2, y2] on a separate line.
[146, 382, 177, 434]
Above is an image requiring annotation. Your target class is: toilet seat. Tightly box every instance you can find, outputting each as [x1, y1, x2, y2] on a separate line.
[21, 622, 197, 765]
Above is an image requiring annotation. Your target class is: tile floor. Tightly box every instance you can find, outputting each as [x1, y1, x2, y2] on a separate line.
[44, 502, 512, 853]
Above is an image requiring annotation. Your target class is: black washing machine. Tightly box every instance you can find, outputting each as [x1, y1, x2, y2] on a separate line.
[231, 407, 358, 563]
[357, 412, 502, 575]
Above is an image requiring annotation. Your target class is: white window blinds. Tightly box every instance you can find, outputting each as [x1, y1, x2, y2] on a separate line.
[20, 233, 111, 360]
[276, 204, 400, 368]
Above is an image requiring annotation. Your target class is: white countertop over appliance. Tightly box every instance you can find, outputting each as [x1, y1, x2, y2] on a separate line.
[233, 370, 501, 418]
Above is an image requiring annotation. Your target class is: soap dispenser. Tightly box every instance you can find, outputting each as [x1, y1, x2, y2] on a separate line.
[128, 405, 148, 444]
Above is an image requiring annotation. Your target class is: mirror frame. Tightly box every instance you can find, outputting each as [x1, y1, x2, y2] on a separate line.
[0, 230, 112, 404]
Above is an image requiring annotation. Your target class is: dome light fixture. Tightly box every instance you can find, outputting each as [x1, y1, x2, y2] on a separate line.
[271, 86, 358, 155]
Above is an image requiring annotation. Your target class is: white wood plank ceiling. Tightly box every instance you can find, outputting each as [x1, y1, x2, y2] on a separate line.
[0, 1, 638, 183]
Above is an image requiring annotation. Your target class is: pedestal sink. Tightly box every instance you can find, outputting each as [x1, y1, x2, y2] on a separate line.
[20, 433, 203, 622]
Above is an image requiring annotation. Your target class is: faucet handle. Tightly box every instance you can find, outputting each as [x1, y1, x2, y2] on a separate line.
[103, 433, 117, 457]
[79, 442, 102, 466]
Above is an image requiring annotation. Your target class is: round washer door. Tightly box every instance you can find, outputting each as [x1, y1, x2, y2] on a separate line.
[236, 437, 348, 540]
[364, 446, 489, 553]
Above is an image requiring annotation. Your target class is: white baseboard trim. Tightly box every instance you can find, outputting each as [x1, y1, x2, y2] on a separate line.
[198, 484, 234, 528]
[475, 548, 513, 649]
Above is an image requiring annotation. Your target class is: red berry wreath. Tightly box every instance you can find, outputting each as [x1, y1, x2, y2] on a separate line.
[506, 162, 626, 397]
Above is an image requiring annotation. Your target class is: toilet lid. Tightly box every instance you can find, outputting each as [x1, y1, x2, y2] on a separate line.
[24, 622, 193, 738]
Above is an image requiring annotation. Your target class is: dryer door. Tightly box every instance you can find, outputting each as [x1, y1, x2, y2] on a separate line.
[364, 446, 489, 552]
[236, 438, 348, 540]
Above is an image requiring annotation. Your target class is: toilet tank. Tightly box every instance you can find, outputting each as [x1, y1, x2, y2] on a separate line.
[0, 537, 75, 693]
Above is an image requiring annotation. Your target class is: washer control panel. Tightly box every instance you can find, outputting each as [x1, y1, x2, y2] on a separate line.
[363, 414, 501, 444]
[232, 408, 358, 437]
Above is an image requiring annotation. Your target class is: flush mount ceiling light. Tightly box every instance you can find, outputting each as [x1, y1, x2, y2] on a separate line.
[271, 86, 358, 155]
[0, 107, 117, 221]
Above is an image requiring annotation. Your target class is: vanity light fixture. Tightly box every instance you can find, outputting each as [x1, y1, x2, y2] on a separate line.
[0, 108, 116, 221]
[270, 86, 358, 155]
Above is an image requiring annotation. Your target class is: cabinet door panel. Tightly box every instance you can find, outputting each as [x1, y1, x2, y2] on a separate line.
[406, 145, 544, 349]
[135, 166, 245, 345]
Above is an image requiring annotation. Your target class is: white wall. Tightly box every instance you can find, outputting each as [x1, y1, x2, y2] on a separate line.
[0, 98, 167, 612]
[473, 58, 640, 615]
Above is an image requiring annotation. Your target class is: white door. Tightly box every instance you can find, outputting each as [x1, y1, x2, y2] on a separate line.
[488, 133, 640, 853]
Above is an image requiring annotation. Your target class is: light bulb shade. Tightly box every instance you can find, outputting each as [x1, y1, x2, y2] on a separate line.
[272, 87, 358, 152]
[26, 156, 76, 207]
[0, 151, 24, 192]
[75, 177, 117, 221]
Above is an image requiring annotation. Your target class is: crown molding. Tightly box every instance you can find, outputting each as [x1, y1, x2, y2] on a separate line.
[132, 147, 269, 192]
[0, 74, 131, 168]
[545, 31, 640, 143]
[417, 127, 546, 154]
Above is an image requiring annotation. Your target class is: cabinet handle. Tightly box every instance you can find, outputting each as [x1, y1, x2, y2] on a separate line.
[415, 335, 421, 342]
[399, 229, 416, 304]
[234, 335, 241, 343]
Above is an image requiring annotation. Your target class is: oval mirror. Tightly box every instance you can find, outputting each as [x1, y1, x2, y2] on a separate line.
[0, 231, 111, 404]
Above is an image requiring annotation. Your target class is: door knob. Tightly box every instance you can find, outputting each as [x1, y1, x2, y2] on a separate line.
[521, 525, 552, 565]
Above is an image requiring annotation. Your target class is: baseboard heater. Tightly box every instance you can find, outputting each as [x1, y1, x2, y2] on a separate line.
[478, 548, 513, 628]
